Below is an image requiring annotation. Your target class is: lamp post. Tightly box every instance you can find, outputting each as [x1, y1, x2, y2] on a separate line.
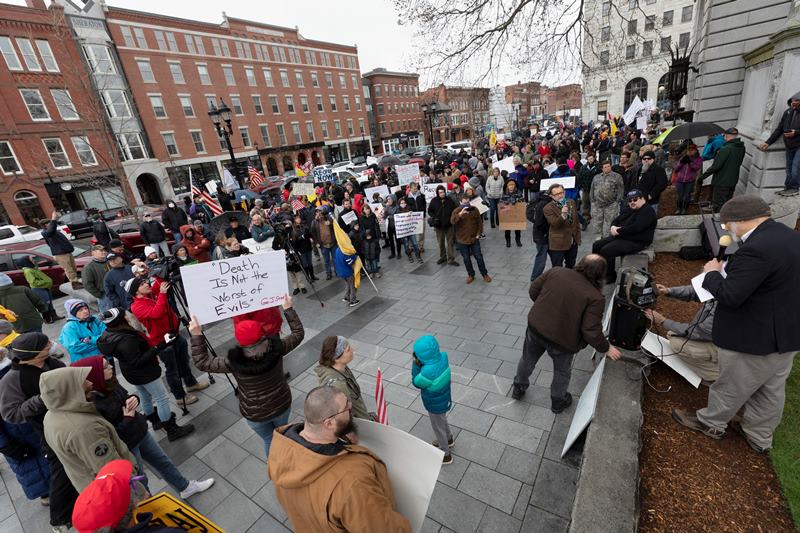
[665, 45, 699, 126]
[421, 102, 438, 157]
[208, 98, 244, 189]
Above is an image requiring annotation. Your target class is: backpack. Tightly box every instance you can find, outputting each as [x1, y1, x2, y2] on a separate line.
[527, 197, 550, 235]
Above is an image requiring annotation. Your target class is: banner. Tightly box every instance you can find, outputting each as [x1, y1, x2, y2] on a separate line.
[394, 211, 424, 239]
[292, 182, 315, 198]
[539, 176, 576, 191]
[499, 202, 528, 231]
[241, 238, 273, 255]
[364, 185, 390, 202]
[136, 493, 224, 532]
[180, 252, 289, 325]
[421, 183, 439, 201]
[312, 167, 335, 183]
[623, 95, 645, 125]
[396, 163, 421, 186]
[492, 156, 516, 175]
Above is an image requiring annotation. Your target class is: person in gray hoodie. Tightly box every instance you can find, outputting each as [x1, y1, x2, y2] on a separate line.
[484, 167, 504, 228]
[759, 90, 800, 196]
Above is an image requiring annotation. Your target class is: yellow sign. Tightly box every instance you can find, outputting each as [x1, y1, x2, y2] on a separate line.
[135, 492, 225, 532]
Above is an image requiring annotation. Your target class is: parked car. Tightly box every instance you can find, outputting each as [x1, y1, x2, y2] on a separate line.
[331, 161, 354, 170]
[0, 242, 92, 294]
[0, 224, 73, 247]
[335, 169, 362, 184]
[444, 141, 473, 155]
[56, 209, 98, 238]
[104, 204, 165, 223]
[351, 155, 367, 166]
[97, 221, 175, 256]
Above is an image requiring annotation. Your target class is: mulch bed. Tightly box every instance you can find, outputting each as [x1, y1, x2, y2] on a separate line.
[637, 253, 796, 533]
[656, 184, 712, 218]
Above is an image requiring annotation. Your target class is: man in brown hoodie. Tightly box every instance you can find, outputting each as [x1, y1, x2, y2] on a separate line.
[450, 194, 492, 284]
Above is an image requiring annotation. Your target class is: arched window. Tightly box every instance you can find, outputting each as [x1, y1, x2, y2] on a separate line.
[281, 155, 293, 174]
[657, 73, 672, 110]
[624, 78, 648, 108]
[14, 190, 45, 226]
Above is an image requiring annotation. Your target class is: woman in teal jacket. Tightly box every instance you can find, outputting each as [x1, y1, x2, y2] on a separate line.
[58, 298, 106, 363]
[411, 335, 455, 464]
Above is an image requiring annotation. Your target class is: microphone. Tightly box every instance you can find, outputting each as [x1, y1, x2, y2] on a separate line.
[716, 234, 733, 261]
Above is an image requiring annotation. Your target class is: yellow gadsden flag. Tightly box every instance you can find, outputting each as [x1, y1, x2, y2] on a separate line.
[332, 219, 362, 288]
[489, 129, 497, 148]
[610, 118, 618, 136]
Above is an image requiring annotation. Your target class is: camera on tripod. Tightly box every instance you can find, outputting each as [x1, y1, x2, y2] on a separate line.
[149, 255, 182, 282]
[608, 267, 657, 350]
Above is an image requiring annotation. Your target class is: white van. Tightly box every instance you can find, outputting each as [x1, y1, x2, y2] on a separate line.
[444, 141, 473, 155]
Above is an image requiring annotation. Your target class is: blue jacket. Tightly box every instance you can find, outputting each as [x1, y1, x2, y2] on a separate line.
[551, 165, 579, 201]
[702, 134, 725, 161]
[40, 220, 74, 255]
[103, 265, 133, 309]
[58, 298, 106, 362]
[411, 335, 451, 414]
[0, 364, 50, 500]
[509, 164, 528, 191]
[333, 248, 356, 279]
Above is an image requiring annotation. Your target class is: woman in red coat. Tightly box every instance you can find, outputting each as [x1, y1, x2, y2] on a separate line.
[179, 225, 211, 263]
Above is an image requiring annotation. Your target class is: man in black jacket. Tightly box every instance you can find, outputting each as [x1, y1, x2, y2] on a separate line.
[139, 214, 169, 257]
[673, 196, 800, 453]
[636, 151, 668, 213]
[40, 211, 82, 289]
[160, 200, 189, 243]
[426, 186, 458, 265]
[759, 91, 800, 196]
[591, 189, 656, 284]
[526, 192, 550, 281]
[405, 182, 427, 253]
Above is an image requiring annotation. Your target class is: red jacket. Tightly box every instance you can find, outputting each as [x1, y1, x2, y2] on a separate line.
[179, 224, 211, 263]
[131, 291, 178, 347]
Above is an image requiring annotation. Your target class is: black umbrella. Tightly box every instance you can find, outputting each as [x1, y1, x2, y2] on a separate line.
[208, 210, 250, 238]
[377, 155, 403, 168]
[659, 122, 724, 145]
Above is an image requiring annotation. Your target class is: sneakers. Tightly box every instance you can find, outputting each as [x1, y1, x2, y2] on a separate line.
[40, 496, 49, 506]
[348, 300, 360, 307]
[342, 297, 349, 303]
[432, 435, 455, 449]
[483, 275, 492, 283]
[447, 260, 460, 266]
[442, 453, 453, 465]
[376, 272, 382, 278]
[437, 258, 447, 264]
[466, 276, 475, 284]
[551, 392, 573, 414]
[181, 394, 199, 405]
[301, 288, 308, 294]
[417, 257, 424, 264]
[506, 242, 511, 248]
[730, 421, 769, 454]
[185, 381, 209, 392]
[71, 281, 84, 290]
[292, 288, 300, 295]
[180, 478, 215, 499]
[511, 384, 525, 400]
[671, 408, 725, 440]
[326, 273, 332, 280]
[776, 188, 799, 196]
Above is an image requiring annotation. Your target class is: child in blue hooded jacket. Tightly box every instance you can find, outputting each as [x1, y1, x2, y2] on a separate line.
[58, 298, 106, 363]
[411, 335, 454, 464]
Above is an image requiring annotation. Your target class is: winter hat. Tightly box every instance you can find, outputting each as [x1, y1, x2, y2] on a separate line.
[108, 239, 123, 249]
[235, 319, 265, 347]
[127, 277, 147, 297]
[131, 263, 148, 275]
[642, 151, 656, 159]
[10, 332, 49, 361]
[143, 246, 158, 258]
[719, 195, 771, 224]
[71, 356, 108, 393]
[193, 219, 204, 228]
[64, 298, 88, 318]
[0, 274, 12, 287]
[72, 460, 135, 533]
[626, 189, 645, 200]
[99, 307, 124, 326]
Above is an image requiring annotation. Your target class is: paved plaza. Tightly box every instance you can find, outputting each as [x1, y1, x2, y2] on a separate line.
[6, 231, 599, 533]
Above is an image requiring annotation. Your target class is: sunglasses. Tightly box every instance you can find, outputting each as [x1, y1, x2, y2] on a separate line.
[642, 157, 654, 161]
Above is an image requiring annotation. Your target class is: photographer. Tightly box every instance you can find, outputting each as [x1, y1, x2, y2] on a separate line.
[644, 284, 719, 383]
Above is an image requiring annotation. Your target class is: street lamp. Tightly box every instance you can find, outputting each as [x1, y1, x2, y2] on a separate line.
[421, 102, 438, 156]
[208, 98, 244, 189]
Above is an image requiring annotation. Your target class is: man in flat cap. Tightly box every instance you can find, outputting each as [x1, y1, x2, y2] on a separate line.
[672, 195, 800, 453]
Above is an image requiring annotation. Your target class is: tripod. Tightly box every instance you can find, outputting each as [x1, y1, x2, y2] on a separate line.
[266, 219, 325, 308]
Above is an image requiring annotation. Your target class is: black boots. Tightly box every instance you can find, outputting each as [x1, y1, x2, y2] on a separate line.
[145, 412, 163, 431]
[163, 413, 195, 441]
[551, 393, 573, 414]
[43, 309, 64, 324]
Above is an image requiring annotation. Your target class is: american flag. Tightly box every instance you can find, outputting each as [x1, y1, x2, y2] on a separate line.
[291, 197, 305, 213]
[375, 368, 388, 425]
[248, 164, 265, 189]
[189, 167, 223, 216]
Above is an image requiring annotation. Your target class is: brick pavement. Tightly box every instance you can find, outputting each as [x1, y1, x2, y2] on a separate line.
[5, 226, 600, 532]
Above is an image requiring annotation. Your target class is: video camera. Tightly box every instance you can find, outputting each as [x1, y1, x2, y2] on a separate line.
[148, 255, 182, 282]
[608, 267, 657, 350]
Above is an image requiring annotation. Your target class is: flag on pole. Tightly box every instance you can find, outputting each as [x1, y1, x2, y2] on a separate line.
[610, 119, 618, 136]
[223, 168, 238, 190]
[189, 167, 223, 216]
[291, 197, 305, 213]
[294, 163, 306, 177]
[332, 220, 362, 289]
[375, 368, 388, 425]
[248, 164, 265, 189]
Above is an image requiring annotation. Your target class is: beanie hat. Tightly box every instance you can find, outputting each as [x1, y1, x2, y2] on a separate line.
[99, 307, 125, 326]
[127, 277, 147, 297]
[143, 246, 158, 258]
[64, 298, 88, 318]
[642, 150, 656, 159]
[235, 320, 265, 347]
[72, 460, 134, 533]
[108, 239, 123, 249]
[719, 195, 771, 223]
[0, 320, 14, 335]
[10, 332, 49, 361]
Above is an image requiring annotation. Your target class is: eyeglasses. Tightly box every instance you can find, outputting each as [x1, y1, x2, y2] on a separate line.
[628, 198, 641, 203]
[552, 191, 565, 197]
[324, 400, 352, 421]
[641, 157, 654, 161]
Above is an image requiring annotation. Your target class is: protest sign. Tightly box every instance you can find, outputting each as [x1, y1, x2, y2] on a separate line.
[491, 153, 499, 163]
[136, 493, 224, 532]
[492, 156, 516, 175]
[312, 167, 335, 183]
[364, 184, 390, 202]
[180, 251, 289, 325]
[641, 332, 702, 388]
[390, 185, 402, 194]
[562, 357, 606, 457]
[291, 182, 315, 198]
[241, 238, 273, 255]
[357, 420, 443, 533]
[499, 202, 528, 230]
[372, 203, 388, 232]
[636, 116, 648, 131]
[396, 163, 421, 186]
[421, 183, 439, 201]
[470, 197, 488, 215]
[394, 211, 424, 239]
[539, 175, 576, 191]
[204, 180, 218, 195]
[366, 155, 379, 166]
[341, 210, 358, 226]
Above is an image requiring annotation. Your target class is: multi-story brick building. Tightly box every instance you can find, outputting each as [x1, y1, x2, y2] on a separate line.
[546, 83, 583, 123]
[362, 68, 423, 154]
[0, 0, 126, 225]
[420, 84, 489, 144]
[505, 81, 545, 124]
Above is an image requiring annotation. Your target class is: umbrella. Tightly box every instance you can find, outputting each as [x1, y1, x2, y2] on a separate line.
[656, 122, 724, 145]
[208, 210, 250, 238]
[232, 189, 260, 201]
[377, 155, 403, 168]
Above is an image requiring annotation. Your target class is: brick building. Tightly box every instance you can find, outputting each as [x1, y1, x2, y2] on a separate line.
[546, 83, 583, 123]
[0, 0, 126, 225]
[362, 68, 423, 154]
[505, 81, 546, 123]
[420, 84, 490, 144]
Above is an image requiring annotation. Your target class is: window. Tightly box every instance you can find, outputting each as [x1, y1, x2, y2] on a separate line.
[291, 123, 301, 143]
[252, 95, 263, 114]
[628, 19, 637, 35]
[645, 15, 655, 31]
[51, 90, 78, 120]
[358, 118, 365, 135]
[391, 84, 396, 96]
[626, 44, 636, 59]
[0, 142, 22, 174]
[219, 135, 228, 151]
[15, 39, 40, 71]
[325, 72, 333, 88]
[338, 73, 346, 89]
[643, 41, 653, 56]
[624, 77, 648, 107]
[682, 5, 693, 22]
[222, 66, 235, 86]
[601, 26, 610, 41]
[83, 45, 115, 74]
[280, 70, 290, 87]
[20, 89, 50, 121]
[602, 0, 610, 15]
[42, 138, 70, 168]
[343, 96, 350, 112]
[311, 72, 319, 87]
[321, 121, 329, 138]
[597, 99, 608, 120]
[679, 32, 690, 50]
[376, 103, 384, 115]
[102, 90, 131, 118]
[355, 96, 361, 111]
[375, 84, 382, 97]
[600, 50, 609, 65]
[334, 120, 341, 137]
[162, 132, 178, 156]
[169, 62, 184, 84]
[347, 119, 354, 136]
[240, 127, 251, 147]
[316, 95, 324, 112]
[0, 37, 22, 71]
[245, 67, 256, 86]
[270, 95, 279, 113]
[194, 36, 206, 55]
[184, 34, 196, 54]
[285, 95, 295, 113]
[300, 96, 309, 113]
[35, 40, 58, 72]
[180, 95, 194, 117]
[599, 79, 607, 91]
[197, 64, 211, 85]
[380, 122, 386, 134]
[121, 27, 135, 48]
[133, 28, 147, 48]
[660, 36, 671, 53]
[295, 71, 304, 87]
[663, 10, 673, 26]
[305, 50, 316, 65]
[211, 39, 222, 56]
[263, 68, 274, 87]
[154, 31, 167, 51]
[117, 133, 146, 160]
[276, 123, 287, 145]
[329, 95, 337, 112]
[305, 122, 315, 141]
[71, 136, 97, 166]
[191, 131, 205, 152]
[259, 125, 271, 147]
[272, 46, 286, 63]
[205, 95, 217, 110]
[137, 59, 155, 82]
[230, 96, 243, 115]
[351, 74, 358, 89]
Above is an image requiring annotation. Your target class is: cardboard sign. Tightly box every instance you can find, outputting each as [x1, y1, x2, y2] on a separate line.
[470, 197, 488, 215]
[312, 167, 335, 183]
[241, 237, 273, 255]
[180, 251, 289, 325]
[390, 185, 402, 194]
[292, 182, 315, 198]
[136, 492, 224, 532]
[540, 176, 576, 191]
[364, 185, 390, 202]
[492, 156, 516, 175]
[341, 210, 358, 226]
[421, 183, 439, 201]
[499, 201, 528, 230]
[394, 211, 424, 239]
[396, 163, 421, 186]
[562, 357, 606, 458]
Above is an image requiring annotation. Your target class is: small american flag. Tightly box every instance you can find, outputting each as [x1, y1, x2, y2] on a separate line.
[189, 167, 223, 216]
[248, 164, 264, 189]
[375, 369, 388, 425]
[291, 197, 305, 213]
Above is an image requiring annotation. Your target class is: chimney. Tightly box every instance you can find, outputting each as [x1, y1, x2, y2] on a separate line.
[26, 0, 47, 9]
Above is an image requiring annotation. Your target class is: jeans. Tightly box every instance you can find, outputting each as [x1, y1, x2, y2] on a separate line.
[133, 432, 188, 492]
[785, 147, 800, 190]
[487, 198, 500, 227]
[530, 241, 549, 281]
[320, 246, 335, 275]
[345, 276, 357, 303]
[366, 259, 380, 273]
[514, 326, 575, 402]
[299, 250, 313, 270]
[429, 412, 453, 455]
[402, 234, 419, 256]
[31, 288, 53, 312]
[174, 232, 183, 245]
[675, 181, 694, 207]
[247, 407, 291, 458]
[98, 295, 113, 313]
[548, 243, 578, 269]
[455, 241, 488, 277]
[159, 336, 198, 400]
[134, 377, 172, 422]
[151, 241, 171, 257]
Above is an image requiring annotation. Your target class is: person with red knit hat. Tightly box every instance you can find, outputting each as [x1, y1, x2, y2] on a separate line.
[189, 294, 304, 458]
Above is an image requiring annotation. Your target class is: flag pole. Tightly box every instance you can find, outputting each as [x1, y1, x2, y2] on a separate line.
[360, 264, 379, 295]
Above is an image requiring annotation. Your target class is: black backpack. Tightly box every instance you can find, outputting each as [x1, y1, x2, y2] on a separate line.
[527, 196, 550, 235]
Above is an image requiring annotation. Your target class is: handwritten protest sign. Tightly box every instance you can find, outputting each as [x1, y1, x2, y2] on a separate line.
[341, 210, 358, 226]
[364, 185, 390, 202]
[241, 238, 273, 255]
[421, 183, 439, 201]
[396, 163, 421, 186]
[312, 167, 335, 183]
[470, 197, 488, 215]
[136, 493, 224, 532]
[499, 201, 528, 230]
[394, 211, 424, 239]
[291, 182, 315, 198]
[540, 176, 576, 191]
[493, 156, 516, 175]
[204, 180, 218, 195]
[180, 252, 288, 325]
[371, 203, 388, 232]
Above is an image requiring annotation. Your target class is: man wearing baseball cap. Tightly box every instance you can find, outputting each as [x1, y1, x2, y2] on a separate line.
[699, 127, 745, 212]
[672, 195, 800, 453]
